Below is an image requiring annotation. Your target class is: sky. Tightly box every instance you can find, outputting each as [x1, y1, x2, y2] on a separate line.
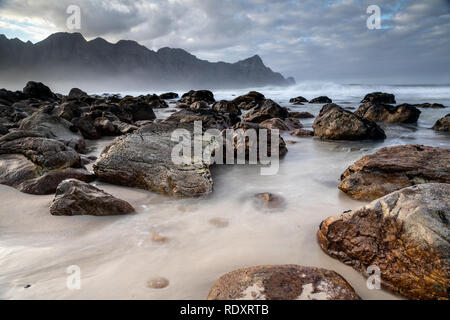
[0, 0, 449, 84]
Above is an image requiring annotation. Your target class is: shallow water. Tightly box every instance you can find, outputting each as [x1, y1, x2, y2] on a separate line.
[0, 84, 449, 300]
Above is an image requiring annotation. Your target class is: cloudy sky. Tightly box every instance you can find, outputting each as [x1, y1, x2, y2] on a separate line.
[0, 0, 449, 84]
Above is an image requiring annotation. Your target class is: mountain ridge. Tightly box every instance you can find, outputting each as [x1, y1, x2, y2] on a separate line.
[0, 32, 295, 92]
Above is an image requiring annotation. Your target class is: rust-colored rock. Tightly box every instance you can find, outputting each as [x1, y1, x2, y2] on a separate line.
[207, 265, 360, 300]
[318, 183, 450, 300]
[339, 144, 450, 201]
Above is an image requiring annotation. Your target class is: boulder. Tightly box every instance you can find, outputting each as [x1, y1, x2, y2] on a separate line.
[94, 117, 118, 136]
[289, 96, 309, 104]
[432, 114, 450, 132]
[72, 113, 100, 140]
[165, 108, 239, 130]
[339, 144, 450, 201]
[50, 179, 135, 216]
[0, 88, 26, 106]
[243, 99, 289, 123]
[53, 101, 86, 121]
[414, 103, 446, 109]
[19, 107, 86, 152]
[68, 88, 88, 100]
[159, 92, 179, 100]
[259, 118, 302, 131]
[313, 104, 386, 140]
[361, 92, 396, 104]
[190, 101, 210, 111]
[207, 265, 360, 300]
[310, 96, 332, 104]
[232, 91, 265, 110]
[212, 100, 241, 115]
[291, 129, 314, 137]
[0, 131, 94, 194]
[318, 183, 450, 300]
[23, 81, 57, 101]
[180, 90, 215, 105]
[289, 111, 314, 119]
[93, 122, 214, 198]
[355, 103, 421, 123]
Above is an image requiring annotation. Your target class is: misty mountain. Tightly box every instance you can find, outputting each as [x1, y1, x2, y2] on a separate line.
[0, 32, 295, 93]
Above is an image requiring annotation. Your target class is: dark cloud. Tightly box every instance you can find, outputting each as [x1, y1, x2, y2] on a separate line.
[0, 0, 449, 83]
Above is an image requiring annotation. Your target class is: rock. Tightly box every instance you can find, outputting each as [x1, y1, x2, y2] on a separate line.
[190, 101, 210, 111]
[113, 121, 138, 135]
[175, 102, 190, 109]
[413, 103, 446, 109]
[310, 96, 332, 104]
[159, 92, 179, 100]
[93, 122, 214, 198]
[120, 101, 157, 122]
[289, 96, 309, 104]
[180, 90, 215, 104]
[339, 144, 450, 201]
[253, 192, 286, 210]
[242, 99, 289, 123]
[291, 129, 314, 137]
[259, 118, 302, 131]
[0, 123, 8, 135]
[72, 113, 100, 140]
[50, 179, 135, 216]
[19, 107, 86, 152]
[0, 131, 93, 194]
[289, 111, 314, 119]
[94, 117, 118, 136]
[361, 92, 396, 104]
[68, 88, 88, 99]
[0, 104, 29, 123]
[54, 101, 86, 121]
[232, 91, 265, 110]
[23, 81, 57, 101]
[207, 265, 360, 300]
[165, 108, 239, 130]
[313, 104, 386, 140]
[318, 183, 450, 300]
[0, 88, 26, 106]
[212, 100, 241, 115]
[432, 114, 450, 132]
[209, 217, 229, 228]
[147, 277, 169, 289]
[227, 122, 288, 159]
[355, 103, 421, 123]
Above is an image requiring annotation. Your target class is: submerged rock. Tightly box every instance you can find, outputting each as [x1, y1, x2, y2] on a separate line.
[339, 144, 450, 201]
[355, 102, 421, 123]
[50, 179, 135, 216]
[318, 183, 450, 300]
[242, 99, 289, 123]
[291, 129, 314, 137]
[413, 103, 446, 109]
[253, 192, 286, 210]
[310, 96, 332, 104]
[432, 114, 450, 132]
[361, 92, 396, 104]
[207, 265, 360, 300]
[0, 131, 93, 194]
[313, 104, 386, 140]
[93, 122, 214, 198]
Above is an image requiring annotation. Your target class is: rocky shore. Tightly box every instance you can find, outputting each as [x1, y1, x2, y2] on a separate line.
[0, 83, 448, 300]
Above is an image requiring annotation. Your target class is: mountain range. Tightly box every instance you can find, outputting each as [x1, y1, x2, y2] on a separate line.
[0, 32, 295, 93]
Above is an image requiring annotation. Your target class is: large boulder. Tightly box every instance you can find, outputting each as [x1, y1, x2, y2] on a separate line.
[0, 131, 94, 194]
[23, 81, 57, 101]
[318, 183, 450, 300]
[180, 90, 215, 105]
[165, 108, 239, 130]
[159, 92, 179, 100]
[310, 96, 332, 104]
[212, 100, 241, 115]
[232, 91, 265, 110]
[339, 145, 450, 201]
[19, 107, 86, 152]
[242, 99, 289, 123]
[50, 179, 135, 216]
[207, 265, 360, 300]
[432, 114, 450, 132]
[355, 103, 421, 123]
[259, 118, 302, 131]
[71, 113, 100, 140]
[361, 92, 396, 104]
[0, 89, 26, 106]
[93, 122, 214, 198]
[67, 88, 88, 100]
[313, 104, 386, 140]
